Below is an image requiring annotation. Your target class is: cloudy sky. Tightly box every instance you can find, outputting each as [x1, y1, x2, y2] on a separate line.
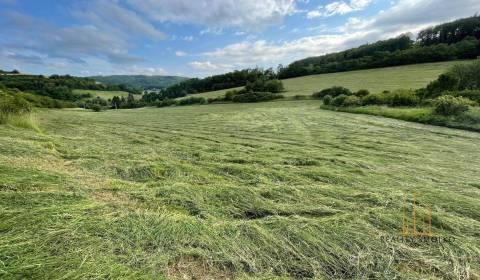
[0, 0, 479, 77]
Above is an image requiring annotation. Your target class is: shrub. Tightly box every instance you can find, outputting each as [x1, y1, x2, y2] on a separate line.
[0, 94, 39, 131]
[90, 104, 102, 112]
[232, 92, 284, 103]
[433, 95, 473, 116]
[342, 95, 361, 107]
[354, 89, 370, 97]
[362, 93, 386, 105]
[445, 90, 480, 103]
[0, 94, 32, 121]
[425, 73, 460, 97]
[207, 97, 223, 103]
[176, 97, 206, 106]
[224, 90, 238, 101]
[157, 99, 176, 107]
[245, 79, 284, 93]
[313, 86, 352, 99]
[323, 95, 332, 105]
[389, 89, 420, 107]
[331, 94, 348, 107]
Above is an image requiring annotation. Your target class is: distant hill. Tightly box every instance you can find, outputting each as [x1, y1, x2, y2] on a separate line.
[90, 75, 189, 90]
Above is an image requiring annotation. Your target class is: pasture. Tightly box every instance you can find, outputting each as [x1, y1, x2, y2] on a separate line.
[73, 89, 137, 100]
[180, 60, 470, 100]
[1, 100, 479, 279]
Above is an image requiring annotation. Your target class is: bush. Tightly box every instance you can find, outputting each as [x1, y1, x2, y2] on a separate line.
[225, 90, 239, 101]
[0, 94, 32, 120]
[362, 93, 386, 105]
[433, 95, 473, 116]
[176, 97, 206, 106]
[207, 97, 223, 103]
[389, 89, 420, 107]
[157, 99, 176, 107]
[313, 86, 352, 99]
[331, 94, 348, 107]
[90, 104, 102, 112]
[342, 95, 361, 107]
[445, 90, 480, 103]
[245, 79, 284, 93]
[232, 92, 284, 103]
[323, 95, 332, 105]
[354, 89, 370, 97]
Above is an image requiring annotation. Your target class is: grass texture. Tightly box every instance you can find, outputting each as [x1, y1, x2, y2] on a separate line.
[0, 100, 479, 279]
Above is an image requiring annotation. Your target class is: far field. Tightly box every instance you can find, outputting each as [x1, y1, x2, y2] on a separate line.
[73, 89, 138, 100]
[1, 101, 479, 279]
[180, 60, 469, 99]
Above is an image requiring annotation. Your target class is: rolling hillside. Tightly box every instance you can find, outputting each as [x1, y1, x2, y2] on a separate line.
[178, 60, 470, 100]
[1, 101, 479, 278]
[91, 75, 189, 90]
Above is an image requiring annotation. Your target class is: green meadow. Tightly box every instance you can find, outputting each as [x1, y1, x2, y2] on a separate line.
[73, 89, 136, 100]
[180, 60, 469, 100]
[1, 100, 479, 279]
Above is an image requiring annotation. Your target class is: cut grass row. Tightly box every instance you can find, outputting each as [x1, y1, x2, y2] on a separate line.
[1, 100, 479, 279]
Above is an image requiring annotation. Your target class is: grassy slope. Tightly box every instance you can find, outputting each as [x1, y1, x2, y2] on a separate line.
[73, 89, 138, 100]
[1, 101, 479, 279]
[181, 60, 470, 100]
[325, 105, 480, 132]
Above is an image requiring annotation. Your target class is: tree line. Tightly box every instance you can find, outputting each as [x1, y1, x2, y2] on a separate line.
[142, 68, 278, 102]
[0, 74, 141, 101]
[277, 15, 480, 79]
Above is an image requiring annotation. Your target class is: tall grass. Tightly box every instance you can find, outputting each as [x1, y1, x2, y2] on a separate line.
[0, 94, 41, 132]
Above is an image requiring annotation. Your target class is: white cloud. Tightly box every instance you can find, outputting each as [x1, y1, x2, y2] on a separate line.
[192, 0, 480, 75]
[183, 36, 194, 41]
[127, 0, 298, 31]
[126, 66, 167, 75]
[188, 61, 233, 71]
[307, 0, 373, 18]
[175, 51, 187, 57]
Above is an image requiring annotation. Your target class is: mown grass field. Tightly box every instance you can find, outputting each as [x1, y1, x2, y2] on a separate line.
[180, 60, 470, 100]
[1, 100, 479, 279]
[73, 89, 138, 100]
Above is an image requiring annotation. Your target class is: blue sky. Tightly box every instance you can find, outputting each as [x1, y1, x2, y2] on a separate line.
[0, 0, 479, 77]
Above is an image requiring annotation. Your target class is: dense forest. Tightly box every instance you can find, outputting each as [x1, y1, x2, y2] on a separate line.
[90, 75, 188, 90]
[278, 15, 480, 79]
[0, 74, 140, 101]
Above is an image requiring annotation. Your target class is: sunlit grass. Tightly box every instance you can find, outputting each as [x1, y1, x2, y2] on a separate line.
[0, 101, 479, 279]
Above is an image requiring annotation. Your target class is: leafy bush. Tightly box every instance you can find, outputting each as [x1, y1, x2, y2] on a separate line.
[0, 94, 32, 119]
[342, 95, 361, 107]
[207, 97, 224, 103]
[225, 90, 239, 101]
[157, 99, 176, 107]
[176, 97, 206, 106]
[424, 61, 480, 98]
[433, 95, 473, 116]
[354, 89, 370, 97]
[232, 92, 284, 103]
[245, 79, 284, 93]
[90, 104, 102, 112]
[445, 90, 480, 103]
[313, 86, 352, 99]
[323, 95, 332, 105]
[331, 94, 348, 107]
[362, 93, 386, 105]
[389, 89, 420, 107]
